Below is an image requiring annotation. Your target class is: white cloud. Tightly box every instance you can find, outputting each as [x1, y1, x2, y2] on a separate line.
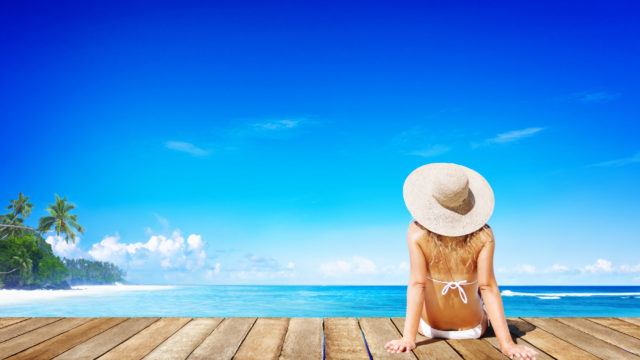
[187, 234, 203, 251]
[476, 127, 545, 147]
[590, 152, 640, 167]
[251, 119, 302, 131]
[164, 141, 210, 157]
[205, 263, 222, 279]
[548, 264, 571, 273]
[45, 235, 84, 259]
[582, 259, 614, 274]
[500, 260, 640, 278]
[619, 264, 640, 274]
[499, 260, 633, 277]
[88, 230, 207, 272]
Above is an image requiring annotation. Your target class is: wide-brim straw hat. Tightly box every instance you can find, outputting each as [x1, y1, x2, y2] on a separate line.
[403, 163, 494, 237]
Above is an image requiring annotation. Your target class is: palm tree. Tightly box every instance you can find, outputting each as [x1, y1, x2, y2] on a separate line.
[38, 195, 84, 244]
[8, 193, 33, 223]
[0, 193, 34, 239]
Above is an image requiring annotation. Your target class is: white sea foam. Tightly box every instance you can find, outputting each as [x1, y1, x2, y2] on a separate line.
[501, 290, 640, 298]
[0, 284, 176, 306]
[537, 296, 561, 300]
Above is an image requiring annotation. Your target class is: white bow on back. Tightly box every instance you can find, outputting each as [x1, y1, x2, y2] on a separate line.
[440, 280, 470, 304]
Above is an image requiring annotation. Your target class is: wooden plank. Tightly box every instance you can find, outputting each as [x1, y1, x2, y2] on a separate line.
[98, 317, 191, 360]
[0, 318, 28, 330]
[53, 317, 159, 360]
[512, 318, 597, 360]
[483, 318, 553, 360]
[589, 317, 640, 340]
[623, 318, 640, 327]
[0, 318, 91, 359]
[234, 318, 289, 360]
[391, 318, 462, 360]
[447, 338, 508, 359]
[0, 317, 60, 343]
[188, 317, 255, 360]
[359, 318, 416, 359]
[7, 317, 126, 360]
[523, 317, 623, 359]
[556, 317, 640, 356]
[279, 318, 323, 360]
[144, 318, 222, 360]
[324, 318, 369, 360]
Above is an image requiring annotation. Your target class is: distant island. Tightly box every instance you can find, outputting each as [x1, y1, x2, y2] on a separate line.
[0, 193, 125, 290]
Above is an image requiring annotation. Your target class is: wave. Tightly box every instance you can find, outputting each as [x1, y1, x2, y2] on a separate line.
[0, 284, 176, 306]
[501, 290, 640, 298]
[537, 296, 561, 300]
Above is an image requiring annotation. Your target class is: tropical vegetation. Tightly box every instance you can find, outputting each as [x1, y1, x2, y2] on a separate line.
[0, 194, 125, 289]
[63, 258, 126, 285]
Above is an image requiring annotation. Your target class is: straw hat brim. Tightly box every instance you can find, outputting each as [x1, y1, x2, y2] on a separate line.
[403, 163, 495, 237]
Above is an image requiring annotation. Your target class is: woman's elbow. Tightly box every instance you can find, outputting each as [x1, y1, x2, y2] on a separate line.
[478, 282, 499, 294]
[408, 279, 426, 289]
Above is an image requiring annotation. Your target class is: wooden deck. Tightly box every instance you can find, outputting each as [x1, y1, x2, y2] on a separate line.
[0, 317, 639, 359]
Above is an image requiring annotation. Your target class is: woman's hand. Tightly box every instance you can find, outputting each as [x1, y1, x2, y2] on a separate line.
[384, 338, 416, 353]
[501, 342, 538, 360]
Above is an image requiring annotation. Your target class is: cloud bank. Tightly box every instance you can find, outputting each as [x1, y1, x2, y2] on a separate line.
[88, 231, 206, 271]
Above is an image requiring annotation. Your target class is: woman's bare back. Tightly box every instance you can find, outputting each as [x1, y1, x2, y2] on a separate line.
[410, 221, 492, 330]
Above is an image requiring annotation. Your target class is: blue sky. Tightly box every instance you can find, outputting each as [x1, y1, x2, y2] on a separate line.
[1, 0, 639, 285]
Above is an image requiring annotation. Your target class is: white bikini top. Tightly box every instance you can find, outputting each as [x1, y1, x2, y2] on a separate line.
[426, 276, 477, 304]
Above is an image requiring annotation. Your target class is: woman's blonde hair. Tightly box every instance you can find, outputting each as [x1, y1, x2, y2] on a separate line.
[421, 223, 492, 275]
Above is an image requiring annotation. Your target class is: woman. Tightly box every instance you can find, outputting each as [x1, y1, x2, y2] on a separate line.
[385, 163, 537, 359]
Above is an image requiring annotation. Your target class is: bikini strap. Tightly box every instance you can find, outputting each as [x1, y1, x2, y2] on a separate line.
[425, 276, 477, 304]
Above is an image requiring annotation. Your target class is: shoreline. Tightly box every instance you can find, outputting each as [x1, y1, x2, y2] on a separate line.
[0, 284, 176, 306]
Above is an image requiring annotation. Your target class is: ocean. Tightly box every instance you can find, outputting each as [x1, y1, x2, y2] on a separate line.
[1, 285, 639, 317]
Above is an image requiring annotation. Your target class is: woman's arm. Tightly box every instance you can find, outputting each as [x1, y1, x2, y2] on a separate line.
[477, 227, 538, 359]
[385, 222, 428, 353]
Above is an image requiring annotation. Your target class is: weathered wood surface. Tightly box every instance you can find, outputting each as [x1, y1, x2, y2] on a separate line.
[280, 318, 323, 360]
[98, 317, 190, 360]
[188, 317, 255, 360]
[324, 318, 370, 360]
[234, 318, 289, 360]
[55, 317, 159, 360]
[7, 318, 126, 360]
[0, 317, 637, 359]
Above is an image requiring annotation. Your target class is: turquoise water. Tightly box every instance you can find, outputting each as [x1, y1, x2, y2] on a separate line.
[1, 285, 639, 317]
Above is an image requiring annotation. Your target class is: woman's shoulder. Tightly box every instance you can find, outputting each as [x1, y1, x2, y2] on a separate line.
[407, 220, 430, 243]
[473, 224, 495, 245]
